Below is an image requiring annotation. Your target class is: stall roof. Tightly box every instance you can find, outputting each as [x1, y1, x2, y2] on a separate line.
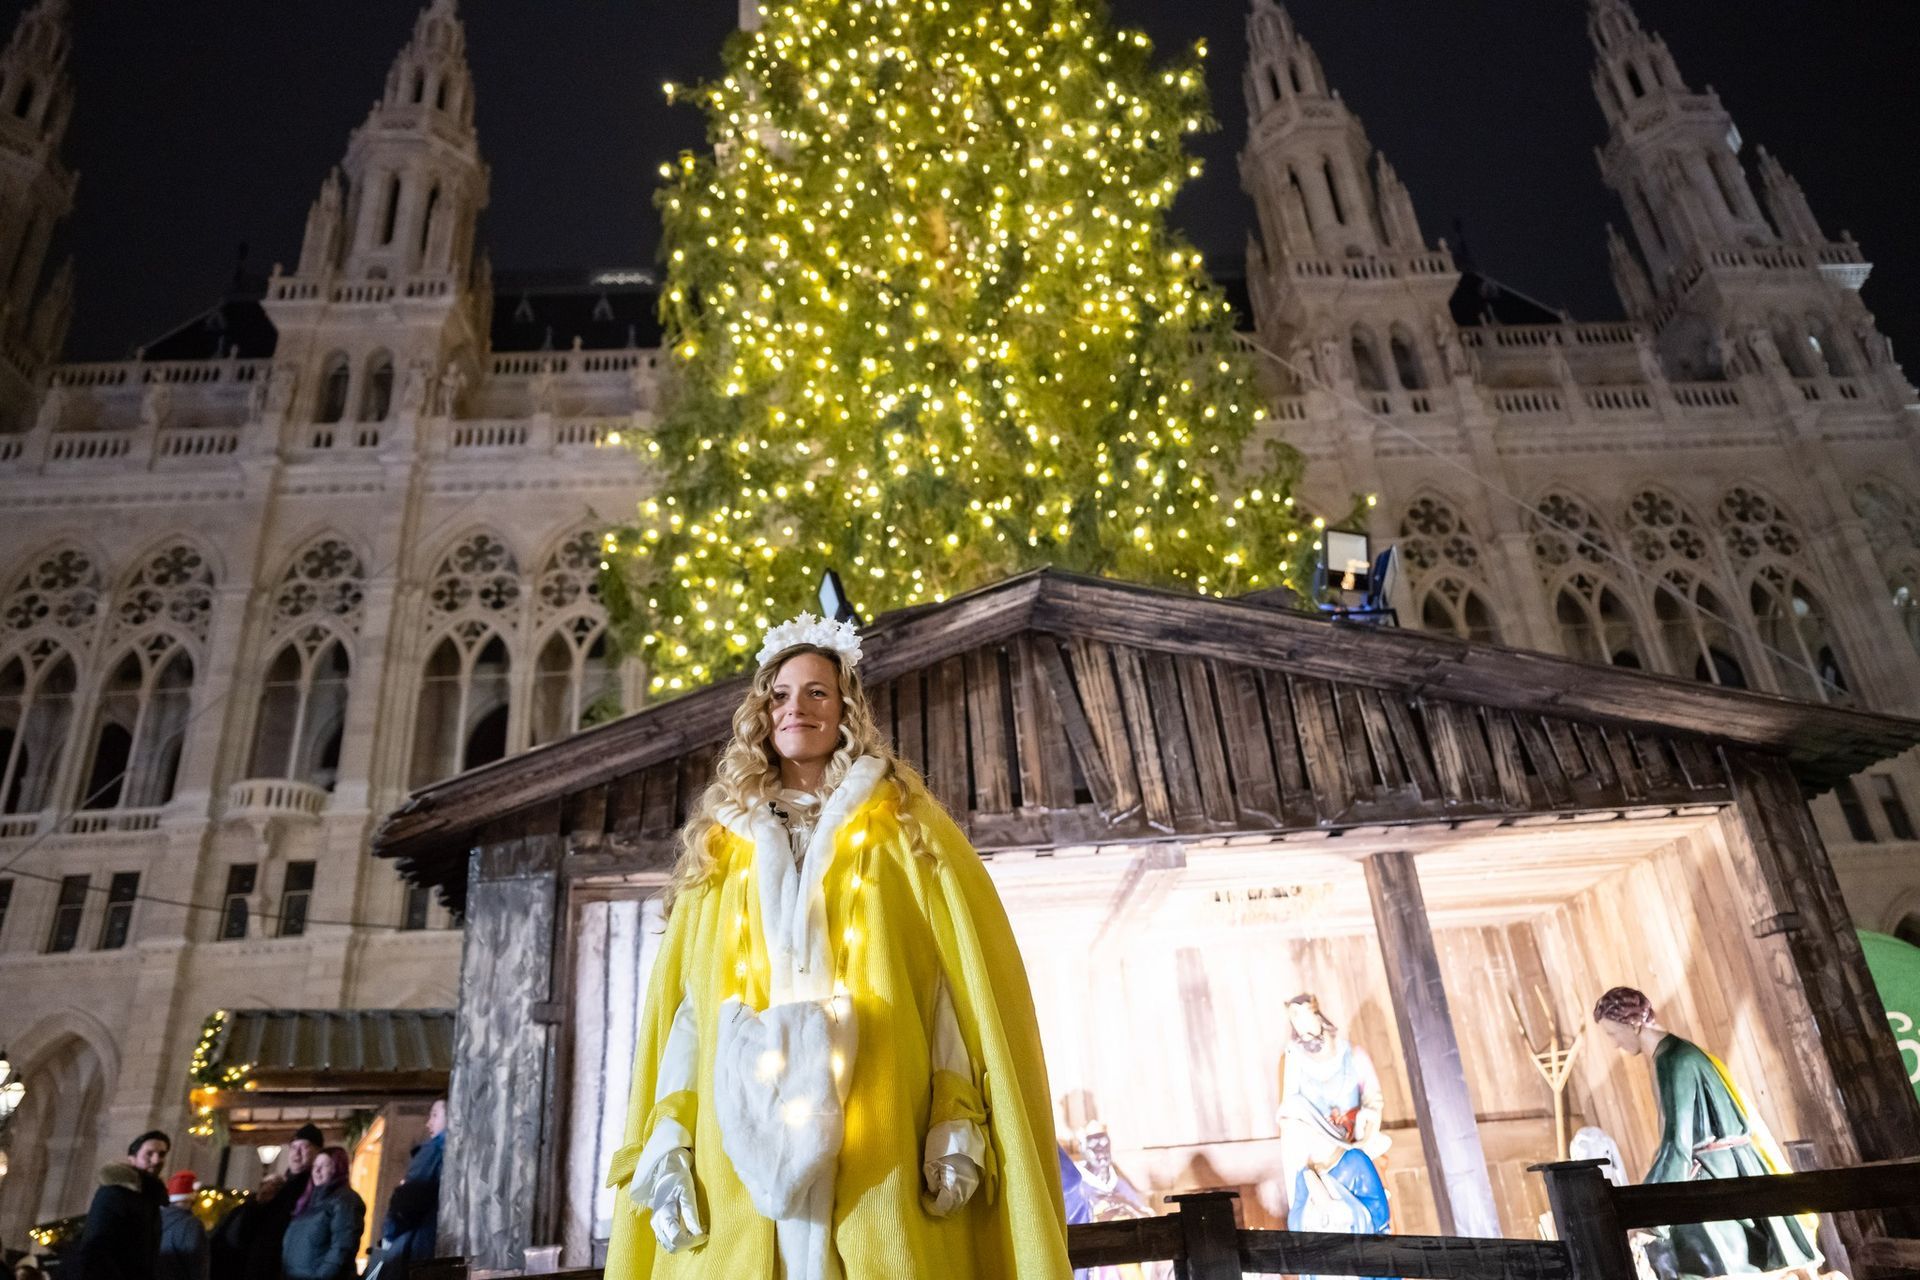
[373, 570, 1920, 901]
[212, 1008, 454, 1095]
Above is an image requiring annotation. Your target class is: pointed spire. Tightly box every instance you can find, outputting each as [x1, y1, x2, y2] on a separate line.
[373, 0, 476, 129]
[1606, 224, 1655, 320]
[1755, 146, 1824, 245]
[1, 0, 75, 148]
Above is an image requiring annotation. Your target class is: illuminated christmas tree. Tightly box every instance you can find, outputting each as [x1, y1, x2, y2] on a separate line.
[604, 0, 1324, 693]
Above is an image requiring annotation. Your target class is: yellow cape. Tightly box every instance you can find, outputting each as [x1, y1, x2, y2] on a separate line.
[605, 776, 1072, 1279]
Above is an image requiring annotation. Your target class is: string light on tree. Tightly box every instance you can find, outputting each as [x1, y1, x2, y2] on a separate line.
[602, 0, 1326, 690]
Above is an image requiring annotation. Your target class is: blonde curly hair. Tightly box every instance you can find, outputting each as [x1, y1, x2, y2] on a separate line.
[666, 643, 916, 905]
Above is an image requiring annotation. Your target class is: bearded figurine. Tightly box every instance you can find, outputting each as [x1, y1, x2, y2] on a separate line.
[1276, 994, 1391, 1275]
[604, 615, 1070, 1280]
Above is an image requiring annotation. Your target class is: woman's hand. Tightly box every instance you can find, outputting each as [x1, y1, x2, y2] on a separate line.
[636, 1149, 707, 1253]
[924, 1153, 981, 1216]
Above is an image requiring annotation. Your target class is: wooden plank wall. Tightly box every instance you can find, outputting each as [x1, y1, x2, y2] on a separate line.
[443, 840, 561, 1269]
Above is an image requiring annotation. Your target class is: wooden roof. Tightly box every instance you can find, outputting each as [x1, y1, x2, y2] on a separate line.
[373, 570, 1920, 913]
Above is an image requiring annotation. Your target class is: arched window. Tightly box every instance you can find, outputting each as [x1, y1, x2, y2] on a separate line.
[380, 175, 403, 247]
[531, 624, 615, 746]
[410, 630, 512, 785]
[1717, 485, 1804, 566]
[1287, 167, 1315, 236]
[248, 538, 365, 789]
[411, 532, 523, 785]
[530, 529, 618, 746]
[13, 79, 34, 119]
[1749, 567, 1847, 702]
[1264, 67, 1283, 106]
[316, 354, 351, 424]
[1350, 326, 1388, 392]
[1323, 158, 1347, 226]
[419, 186, 442, 259]
[1653, 573, 1746, 688]
[1530, 491, 1617, 575]
[3, 546, 103, 645]
[412, 70, 426, 104]
[1289, 61, 1304, 94]
[0, 641, 77, 814]
[80, 641, 193, 810]
[360, 352, 394, 422]
[249, 637, 350, 790]
[1389, 327, 1425, 390]
[1419, 578, 1501, 645]
[1400, 496, 1501, 645]
[1554, 576, 1644, 668]
[435, 78, 450, 111]
[1851, 482, 1920, 658]
[75, 543, 215, 811]
[1626, 65, 1646, 98]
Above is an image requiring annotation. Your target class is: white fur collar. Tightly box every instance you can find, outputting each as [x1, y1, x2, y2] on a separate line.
[716, 755, 888, 1002]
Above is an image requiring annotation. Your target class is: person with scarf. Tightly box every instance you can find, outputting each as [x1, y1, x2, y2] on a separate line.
[604, 614, 1070, 1279]
[279, 1148, 364, 1280]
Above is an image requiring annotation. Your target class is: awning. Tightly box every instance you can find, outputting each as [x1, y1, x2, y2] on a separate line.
[189, 1008, 454, 1134]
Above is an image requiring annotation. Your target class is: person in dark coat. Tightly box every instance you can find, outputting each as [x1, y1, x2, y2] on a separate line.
[157, 1172, 209, 1280]
[224, 1125, 323, 1280]
[279, 1148, 363, 1280]
[74, 1131, 171, 1280]
[371, 1100, 444, 1280]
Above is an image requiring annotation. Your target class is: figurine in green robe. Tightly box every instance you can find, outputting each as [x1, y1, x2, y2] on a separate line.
[1592, 987, 1820, 1279]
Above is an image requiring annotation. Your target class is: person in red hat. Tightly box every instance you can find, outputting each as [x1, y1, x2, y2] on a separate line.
[158, 1171, 208, 1280]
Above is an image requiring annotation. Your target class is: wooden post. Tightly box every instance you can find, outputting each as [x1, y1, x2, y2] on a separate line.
[1722, 750, 1920, 1161]
[1167, 1190, 1242, 1280]
[1533, 1160, 1635, 1280]
[1364, 849, 1503, 1237]
[443, 831, 563, 1270]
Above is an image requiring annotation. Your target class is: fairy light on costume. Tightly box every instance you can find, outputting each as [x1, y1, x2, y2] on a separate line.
[603, 614, 1070, 1279]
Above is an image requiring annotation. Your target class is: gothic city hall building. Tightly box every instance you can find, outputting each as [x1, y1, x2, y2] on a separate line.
[2, 0, 1918, 1229]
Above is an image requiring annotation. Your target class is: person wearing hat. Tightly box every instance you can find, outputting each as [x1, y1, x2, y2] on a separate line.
[157, 1172, 209, 1280]
[230, 1125, 325, 1280]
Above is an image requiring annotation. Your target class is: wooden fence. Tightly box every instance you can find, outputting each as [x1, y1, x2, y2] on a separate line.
[413, 1156, 1920, 1280]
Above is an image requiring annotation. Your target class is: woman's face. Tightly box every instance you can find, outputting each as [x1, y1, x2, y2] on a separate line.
[310, 1152, 338, 1186]
[769, 652, 844, 768]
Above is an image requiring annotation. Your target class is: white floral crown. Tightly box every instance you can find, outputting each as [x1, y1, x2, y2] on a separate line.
[757, 612, 864, 670]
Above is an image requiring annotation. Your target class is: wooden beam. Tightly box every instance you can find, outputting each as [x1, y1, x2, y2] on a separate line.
[1721, 749, 1920, 1162]
[1363, 849, 1503, 1237]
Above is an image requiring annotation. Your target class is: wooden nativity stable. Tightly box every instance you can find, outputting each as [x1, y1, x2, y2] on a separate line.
[372, 570, 1920, 1269]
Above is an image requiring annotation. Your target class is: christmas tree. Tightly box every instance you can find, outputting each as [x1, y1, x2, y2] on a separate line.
[603, 0, 1324, 693]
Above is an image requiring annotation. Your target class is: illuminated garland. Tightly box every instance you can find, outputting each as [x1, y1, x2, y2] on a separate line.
[186, 1010, 252, 1139]
[601, 0, 1333, 692]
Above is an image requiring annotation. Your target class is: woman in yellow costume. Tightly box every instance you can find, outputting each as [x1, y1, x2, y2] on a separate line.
[605, 613, 1072, 1280]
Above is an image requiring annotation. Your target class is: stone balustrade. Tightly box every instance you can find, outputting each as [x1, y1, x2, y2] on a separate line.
[224, 778, 329, 822]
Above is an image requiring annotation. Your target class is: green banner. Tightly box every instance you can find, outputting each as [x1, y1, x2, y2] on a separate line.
[1859, 930, 1920, 1100]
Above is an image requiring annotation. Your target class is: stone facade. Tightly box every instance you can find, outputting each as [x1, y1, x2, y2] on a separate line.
[2, 0, 1918, 1233]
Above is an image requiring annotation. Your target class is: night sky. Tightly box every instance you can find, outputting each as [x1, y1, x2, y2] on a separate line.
[9, 0, 1917, 363]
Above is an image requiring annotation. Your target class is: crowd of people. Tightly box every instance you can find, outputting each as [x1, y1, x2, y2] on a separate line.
[5, 1101, 444, 1280]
